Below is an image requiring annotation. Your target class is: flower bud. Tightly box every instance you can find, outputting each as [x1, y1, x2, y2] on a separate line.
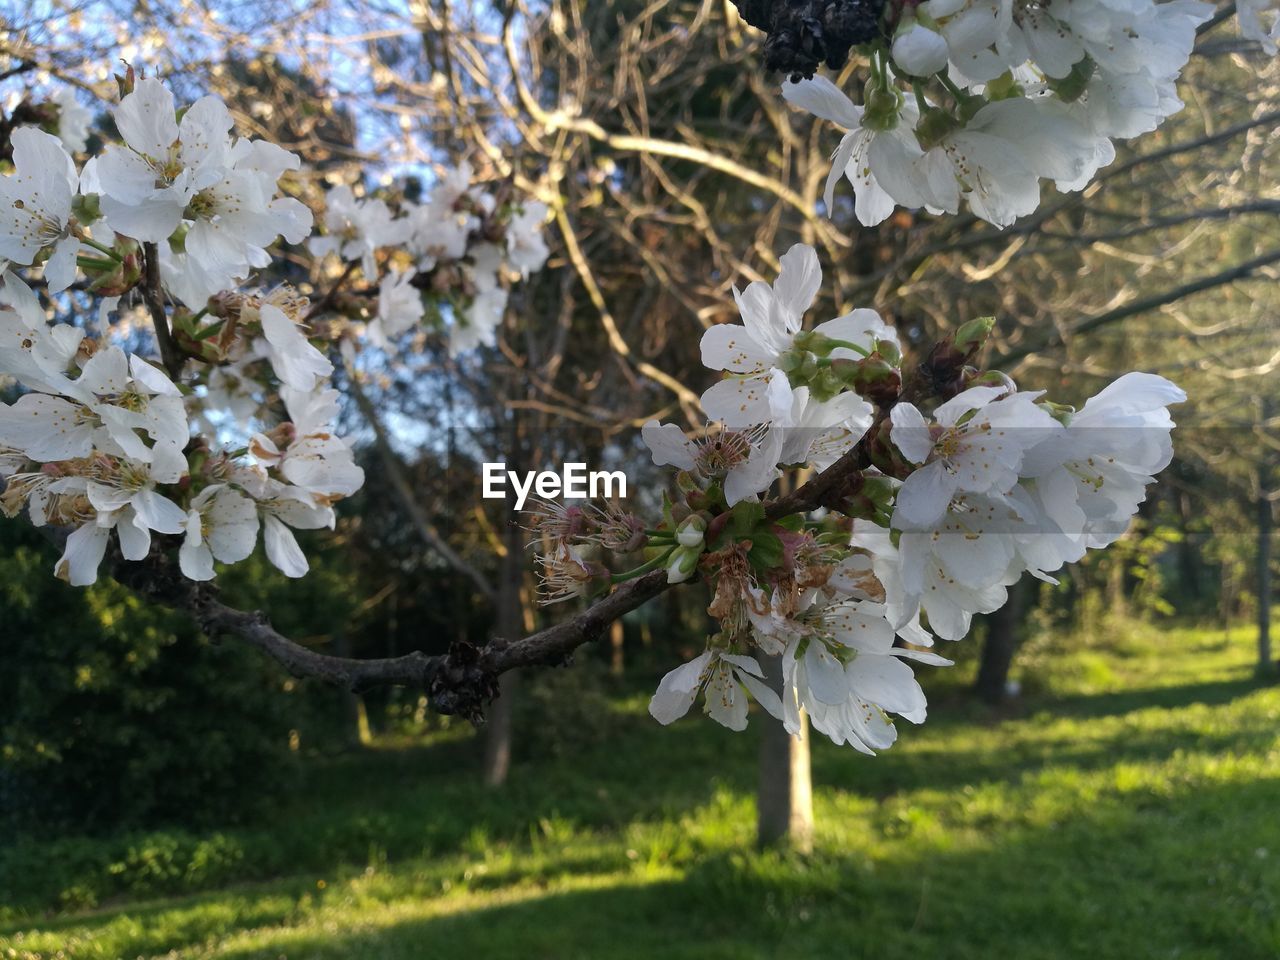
[891, 22, 950, 77]
[862, 82, 904, 132]
[914, 106, 961, 150]
[875, 338, 902, 366]
[984, 71, 1024, 102]
[845, 354, 902, 406]
[666, 544, 703, 584]
[71, 193, 101, 225]
[676, 514, 707, 548]
[954, 315, 995, 361]
[1038, 400, 1077, 425]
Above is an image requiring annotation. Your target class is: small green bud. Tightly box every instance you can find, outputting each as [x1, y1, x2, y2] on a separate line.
[71, 193, 101, 224]
[675, 514, 707, 548]
[875, 338, 902, 366]
[1038, 400, 1076, 425]
[914, 106, 961, 150]
[798, 351, 819, 380]
[863, 83, 904, 132]
[809, 368, 844, 403]
[955, 315, 995, 355]
[791, 330, 819, 352]
[666, 544, 703, 584]
[984, 72, 1024, 102]
[1047, 56, 1096, 103]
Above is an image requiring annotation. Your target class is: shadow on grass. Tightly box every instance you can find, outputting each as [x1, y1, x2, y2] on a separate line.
[5, 674, 1277, 957]
[1040, 675, 1267, 721]
[817, 676, 1276, 800]
[197, 776, 1280, 960]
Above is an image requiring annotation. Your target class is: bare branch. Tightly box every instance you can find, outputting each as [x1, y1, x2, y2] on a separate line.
[1000, 247, 1280, 367]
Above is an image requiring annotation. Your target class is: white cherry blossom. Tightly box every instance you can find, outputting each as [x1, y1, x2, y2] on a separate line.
[782, 76, 924, 226]
[0, 127, 81, 293]
[891, 385, 1059, 527]
[1021, 372, 1185, 550]
[649, 648, 783, 731]
[51, 86, 92, 154]
[179, 484, 260, 581]
[96, 80, 234, 244]
[368, 268, 425, 348]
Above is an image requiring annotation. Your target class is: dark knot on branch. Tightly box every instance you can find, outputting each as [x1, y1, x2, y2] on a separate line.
[733, 0, 890, 79]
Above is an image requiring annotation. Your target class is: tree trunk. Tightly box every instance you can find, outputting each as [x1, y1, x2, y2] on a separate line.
[1258, 484, 1273, 676]
[974, 580, 1027, 705]
[482, 402, 527, 788]
[333, 631, 373, 747]
[609, 619, 625, 676]
[756, 654, 813, 851]
[1106, 555, 1128, 620]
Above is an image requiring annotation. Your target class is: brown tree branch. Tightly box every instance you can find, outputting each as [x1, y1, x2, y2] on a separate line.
[141, 242, 185, 380]
[121, 548, 671, 721]
[999, 246, 1280, 367]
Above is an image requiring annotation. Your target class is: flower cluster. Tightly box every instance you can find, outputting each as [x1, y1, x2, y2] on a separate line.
[533, 244, 1184, 753]
[308, 162, 550, 357]
[0, 270, 360, 585]
[777, 0, 1224, 227]
[0, 75, 549, 586]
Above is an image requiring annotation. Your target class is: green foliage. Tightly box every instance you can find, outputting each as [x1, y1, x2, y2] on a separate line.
[2, 620, 1278, 958]
[0, 522, 305, 832]
[518, 659, 623, 759]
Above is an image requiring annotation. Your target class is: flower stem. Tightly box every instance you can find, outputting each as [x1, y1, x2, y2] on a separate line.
[79, 236, 122, 261]
[610, 545, 676, 584]
[821, 339, 872, 358]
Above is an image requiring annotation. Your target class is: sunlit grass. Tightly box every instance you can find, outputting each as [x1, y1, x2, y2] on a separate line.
[2, 619, 1278, 959]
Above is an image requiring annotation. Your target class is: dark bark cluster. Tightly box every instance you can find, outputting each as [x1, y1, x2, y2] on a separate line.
[733, 0, 889, 79]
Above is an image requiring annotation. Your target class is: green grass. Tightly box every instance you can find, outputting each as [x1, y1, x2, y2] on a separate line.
[3, 619, 1279, 959]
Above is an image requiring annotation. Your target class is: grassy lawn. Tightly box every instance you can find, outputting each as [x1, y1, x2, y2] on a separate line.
[2, 620, 1279, 959]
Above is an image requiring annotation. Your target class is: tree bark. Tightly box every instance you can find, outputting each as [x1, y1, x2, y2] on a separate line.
[482, 502, 526, 787]
[333, 631, 372, 747]
[609, 619, 625, 676]
[1106, 555, 1128, 620]
[974, 580, 1028, 705]
[756, 653, 813, 851]
[482, 401, 527, 787]
[1258, 482, 1273, 677]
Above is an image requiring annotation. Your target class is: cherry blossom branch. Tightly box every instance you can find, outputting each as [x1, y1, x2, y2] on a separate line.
[115, 544, 670, 719]
[141, 241, 185, 379]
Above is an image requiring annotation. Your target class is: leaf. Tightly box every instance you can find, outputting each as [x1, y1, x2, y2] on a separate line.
[747, 531, 785, 572]
[730, 501, 765, 539]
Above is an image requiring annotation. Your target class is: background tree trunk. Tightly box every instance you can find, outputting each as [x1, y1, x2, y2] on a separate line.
[333, 631, 373, 747]
[482, 406, 526, 788]
[610, 619, 625, 677]
[482, 519, 525, 787]
[756, 654, 813, 851]
[1258, 479, 1273, 677]
[974, 580, 1028, 705]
